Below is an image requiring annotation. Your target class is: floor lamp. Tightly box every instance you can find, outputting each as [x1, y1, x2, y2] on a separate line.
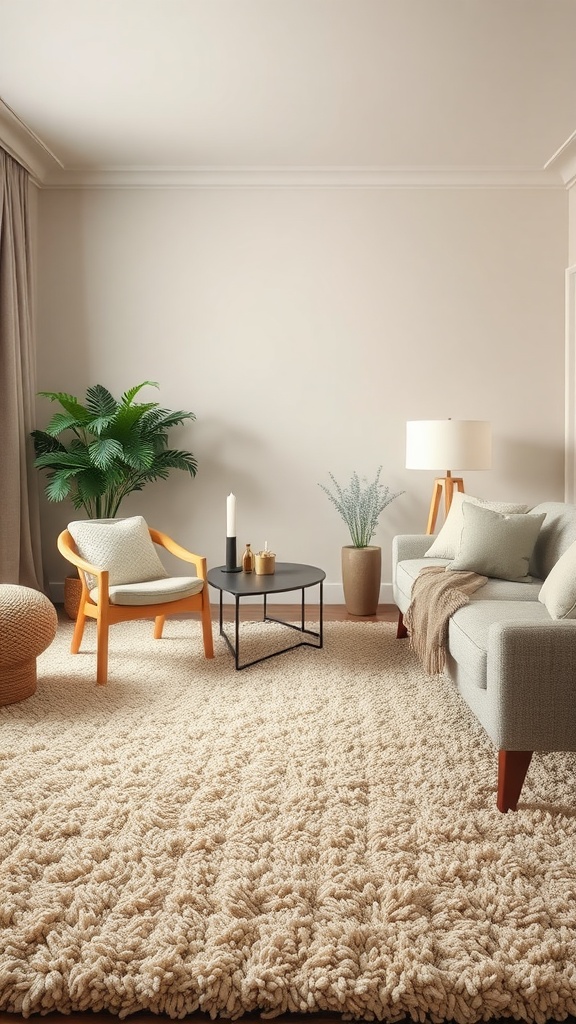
[406, 420, 492, 534]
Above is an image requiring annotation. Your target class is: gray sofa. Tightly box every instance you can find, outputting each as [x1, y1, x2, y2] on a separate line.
[392, 501, 576, 812]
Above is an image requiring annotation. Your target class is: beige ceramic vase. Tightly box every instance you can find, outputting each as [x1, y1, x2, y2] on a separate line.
[341, 545, 382, 616]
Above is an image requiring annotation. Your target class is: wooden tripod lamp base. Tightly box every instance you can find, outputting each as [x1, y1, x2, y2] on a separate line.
[426, 473, 465, 535]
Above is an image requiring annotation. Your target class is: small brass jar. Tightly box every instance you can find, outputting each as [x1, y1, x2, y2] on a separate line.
[255, 550, 276, 575]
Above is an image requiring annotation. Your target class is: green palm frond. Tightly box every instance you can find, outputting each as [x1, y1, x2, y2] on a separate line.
[83, 385, 119, 435]
[155, 449, 198, 475]
[151, 408, 196, 429]
[139, 407, 196, 439]
[37, 392, 90, 421]
[120, 381, 159, 406]
[76, 468, 109, 501]
[85, 384, 117, 416]
[120, 438, 156, 470]
[31, 430, 68, 457]
[44, 468, 83, 502]
[112, 402, 160, 440]
[87, 438, 125, 470]
[32, 381, 198, 518]
[33, 449, 93, 472]
[44, 412, 89, 436]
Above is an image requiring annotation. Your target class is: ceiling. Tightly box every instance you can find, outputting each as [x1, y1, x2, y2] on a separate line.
[1, 0, 576, 186]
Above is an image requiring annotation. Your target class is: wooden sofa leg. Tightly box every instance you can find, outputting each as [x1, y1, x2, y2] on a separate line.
[497, 750, 533, 812]
[396, 610, 408, 639]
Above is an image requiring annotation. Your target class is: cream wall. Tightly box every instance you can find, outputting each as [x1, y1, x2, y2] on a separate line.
[35, 185, 568, 602]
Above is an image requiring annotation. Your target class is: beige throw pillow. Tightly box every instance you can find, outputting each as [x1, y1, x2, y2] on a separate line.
[446, 502, 545, 582]
[538, 539, 576, 619]
[68, 516, 168, 590]
[425, 491, 531, 559]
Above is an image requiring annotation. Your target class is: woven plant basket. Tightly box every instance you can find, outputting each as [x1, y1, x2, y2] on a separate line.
[64, 575, 83, 619]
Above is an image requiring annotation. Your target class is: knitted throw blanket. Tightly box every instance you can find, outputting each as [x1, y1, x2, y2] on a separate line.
[404, 566, 487, 676]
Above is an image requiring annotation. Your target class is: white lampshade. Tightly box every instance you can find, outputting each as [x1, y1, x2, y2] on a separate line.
[406, 420, 492, 472]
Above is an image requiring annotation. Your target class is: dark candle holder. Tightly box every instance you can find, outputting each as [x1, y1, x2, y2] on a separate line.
[222, 536, 242, 573]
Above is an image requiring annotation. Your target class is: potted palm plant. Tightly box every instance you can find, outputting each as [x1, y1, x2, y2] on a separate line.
[31, 380, 198, 616]
[319, 467, 403, 615]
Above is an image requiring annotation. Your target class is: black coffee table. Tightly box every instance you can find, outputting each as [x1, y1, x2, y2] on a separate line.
[207, 561, 325, 670]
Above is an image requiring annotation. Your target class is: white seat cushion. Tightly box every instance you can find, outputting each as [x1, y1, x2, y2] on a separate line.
[90, 576, 204, 606]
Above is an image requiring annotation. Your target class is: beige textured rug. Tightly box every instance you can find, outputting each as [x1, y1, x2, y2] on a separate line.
[2, 619, 576, 1022]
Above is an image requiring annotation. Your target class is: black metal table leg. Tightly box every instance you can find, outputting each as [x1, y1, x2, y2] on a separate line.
[234, 595, 240, 671]
[208, 563, 326, 670]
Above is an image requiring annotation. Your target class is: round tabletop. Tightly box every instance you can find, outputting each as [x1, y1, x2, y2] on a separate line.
[207, 561, 325, 597]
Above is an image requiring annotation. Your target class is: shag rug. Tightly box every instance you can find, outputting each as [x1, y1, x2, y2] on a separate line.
[2, 618, 576, 1023]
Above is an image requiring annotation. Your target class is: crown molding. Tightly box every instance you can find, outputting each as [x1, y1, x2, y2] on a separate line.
[0, 100, 568, 190]
[0, 99, 63, 184]
[545, 130, 576, 190]
[41, 164, 563, 190]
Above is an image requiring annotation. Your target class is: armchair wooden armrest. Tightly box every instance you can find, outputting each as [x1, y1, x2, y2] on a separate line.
[148, 528, 207, 580]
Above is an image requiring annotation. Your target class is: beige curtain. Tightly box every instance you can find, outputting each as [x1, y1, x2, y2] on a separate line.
[0, 148, 44, 590]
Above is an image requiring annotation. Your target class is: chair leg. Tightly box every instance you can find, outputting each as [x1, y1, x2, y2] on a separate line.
[497, 750, 533, 812]
[154, 615, 165, 639]
[201, 590, 214, 659]
[71, 609, 86, 653]
[397, 610, 408, 639]
[96, 610, 109, 686]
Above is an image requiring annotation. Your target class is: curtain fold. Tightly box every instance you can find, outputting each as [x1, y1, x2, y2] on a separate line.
[0, 147, 44, 590]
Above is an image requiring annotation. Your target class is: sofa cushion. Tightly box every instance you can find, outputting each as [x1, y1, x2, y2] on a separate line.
[447, 503, 545, 581]
[395, 558, 451, 604]
[397, 558, 542, 606]
[529, 502, 576, 580]
[424, 492, 530, 559]
[538, 538, 576, 619]
[449, 600, 554, 689]
[467, 578, 543, 602]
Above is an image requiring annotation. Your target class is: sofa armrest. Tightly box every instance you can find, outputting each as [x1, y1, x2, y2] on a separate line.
[392, 534, 431, 565]
[486, 620, 576, 750]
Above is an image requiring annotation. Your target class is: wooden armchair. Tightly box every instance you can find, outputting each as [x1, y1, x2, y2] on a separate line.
[57, 521, 214, 685]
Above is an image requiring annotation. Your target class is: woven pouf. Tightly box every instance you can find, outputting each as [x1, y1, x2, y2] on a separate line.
[0, 585, 58, 705]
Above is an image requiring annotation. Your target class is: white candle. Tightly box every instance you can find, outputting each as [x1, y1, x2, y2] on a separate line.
[227, 493, 236, 537]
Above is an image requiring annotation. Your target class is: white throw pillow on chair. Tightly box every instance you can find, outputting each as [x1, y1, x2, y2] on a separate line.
[68, 516, 169, 590]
